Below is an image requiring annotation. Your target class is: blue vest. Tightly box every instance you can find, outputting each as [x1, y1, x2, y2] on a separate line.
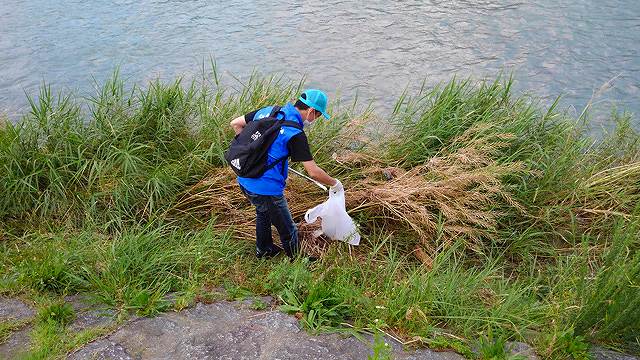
[237, 103, 305, 195]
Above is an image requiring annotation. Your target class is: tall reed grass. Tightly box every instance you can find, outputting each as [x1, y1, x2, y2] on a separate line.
[0, 67, 302, 230]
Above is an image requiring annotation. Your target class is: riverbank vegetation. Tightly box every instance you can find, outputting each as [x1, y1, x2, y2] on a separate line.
[1, 68, 638, 359]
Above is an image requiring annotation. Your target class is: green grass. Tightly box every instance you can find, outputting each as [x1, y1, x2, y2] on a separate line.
[23, 311, 112, 360]
[1, 68, 639, 359]
[36, 302, 75, 327]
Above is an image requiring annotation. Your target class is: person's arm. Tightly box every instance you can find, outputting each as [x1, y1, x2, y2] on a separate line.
[302, 160, 337, 187]
[230, 109, 260, 135]
[289, 133, 338, 188]
[230, 115, 247, 135]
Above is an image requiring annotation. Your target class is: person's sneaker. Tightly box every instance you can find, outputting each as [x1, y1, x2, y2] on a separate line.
[256, 245, 283, 259]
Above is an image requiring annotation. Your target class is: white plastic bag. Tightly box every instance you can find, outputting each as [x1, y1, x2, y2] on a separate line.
[304, 187, 360, 245]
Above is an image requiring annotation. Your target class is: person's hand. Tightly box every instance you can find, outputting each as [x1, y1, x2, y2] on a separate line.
[330, 179, 343, 193]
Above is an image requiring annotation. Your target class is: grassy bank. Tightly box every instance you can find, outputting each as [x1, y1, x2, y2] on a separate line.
[1, 68, 639, 359]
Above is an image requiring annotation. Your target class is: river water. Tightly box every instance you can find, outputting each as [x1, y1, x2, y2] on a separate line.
[1, 0, 639, 126]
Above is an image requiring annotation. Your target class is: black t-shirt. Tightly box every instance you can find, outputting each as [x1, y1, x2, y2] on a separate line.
[245, 109, 313, 162]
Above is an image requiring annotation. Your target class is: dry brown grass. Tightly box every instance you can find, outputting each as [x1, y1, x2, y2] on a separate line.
[171, 125, 530, 261]
[169, 167, 329, 241]
[298, 220, 334, 258]
[346, 126, 530, 254]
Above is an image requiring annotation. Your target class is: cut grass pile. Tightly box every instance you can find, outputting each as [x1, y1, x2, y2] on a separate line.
[1, 68, 638, 359]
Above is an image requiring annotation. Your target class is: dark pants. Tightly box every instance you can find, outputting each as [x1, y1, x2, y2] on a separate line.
[240, 186, 299, 258]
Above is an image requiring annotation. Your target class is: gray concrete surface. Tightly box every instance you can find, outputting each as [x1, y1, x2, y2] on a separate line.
[0, 297, 35, 359]
[592, 346, 640, 360]
[0, 297, 34, 322]
[68, 300, 464, 360]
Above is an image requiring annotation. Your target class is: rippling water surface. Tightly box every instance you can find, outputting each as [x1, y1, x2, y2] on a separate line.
[1, 0, 639, 125]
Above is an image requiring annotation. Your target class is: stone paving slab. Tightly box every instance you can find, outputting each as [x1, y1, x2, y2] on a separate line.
[506, 341, 539, 360]
[0, 297, 34, 322]
[0, 326, 31, 360]
[0, 297, 35, 359]
[68, 301, 464, 360]
[65, 295, 117, 332]
[592, 347, 640, 360]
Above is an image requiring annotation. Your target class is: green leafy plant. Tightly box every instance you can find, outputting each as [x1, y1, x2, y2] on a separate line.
[279, 281, 350, 331]
[126, 289, 170, 317]
[266, 258, 313, 297]
[559, 330, 591, 360]
[224, 282, 254, 301]
[20, 251, 70, 294]
[174, 289, 197, 311]
[251, 299, 268, 310]
[425, 336, 474, 358]
[477, 331, 527, 360]
[37, 302, 75, 327]
[368, 331, 393, 360]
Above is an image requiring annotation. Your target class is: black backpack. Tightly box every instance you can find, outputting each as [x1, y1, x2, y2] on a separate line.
[225, 106, 303, 178]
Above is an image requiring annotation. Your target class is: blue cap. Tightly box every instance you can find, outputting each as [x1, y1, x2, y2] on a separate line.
[298, 89, 330, 119]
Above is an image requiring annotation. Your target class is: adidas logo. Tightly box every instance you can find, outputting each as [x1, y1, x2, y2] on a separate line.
[251, 131, 262, 141]
[231, 158, 241, 170]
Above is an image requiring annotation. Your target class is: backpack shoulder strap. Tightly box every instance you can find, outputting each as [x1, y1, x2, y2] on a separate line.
[267, 107, 303, 130]
[268, 105, 283, 118]
[280, 120, 303, 130]
[266, 105, 302, 130]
